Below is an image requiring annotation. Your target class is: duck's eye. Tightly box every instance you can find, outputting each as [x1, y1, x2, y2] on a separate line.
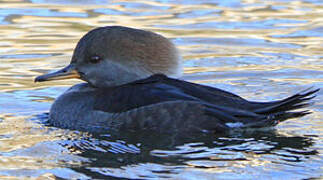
[89, 55, 102, 64]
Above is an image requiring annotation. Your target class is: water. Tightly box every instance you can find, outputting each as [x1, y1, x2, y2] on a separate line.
[0, 0, 322, 179]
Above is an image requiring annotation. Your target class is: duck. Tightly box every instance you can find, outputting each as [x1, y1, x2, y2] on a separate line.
[35, 26, 319, 134]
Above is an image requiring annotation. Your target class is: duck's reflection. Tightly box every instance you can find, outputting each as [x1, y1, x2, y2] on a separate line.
[57, 129, 316, 178]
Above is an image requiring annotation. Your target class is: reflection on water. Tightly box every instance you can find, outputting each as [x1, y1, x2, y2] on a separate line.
[68, 130, 317, 179]
[0, 0, 322, 179]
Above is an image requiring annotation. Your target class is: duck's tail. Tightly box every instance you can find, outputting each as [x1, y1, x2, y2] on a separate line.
[246, 88, 319, 128]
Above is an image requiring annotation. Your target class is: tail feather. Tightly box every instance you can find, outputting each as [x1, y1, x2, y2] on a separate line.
[271, 110, 312, 123]
[243, 110, 312, 129]
[254, 88, 319, 114]
[240, 88, 319, 129]
[202, 87, 318, 130]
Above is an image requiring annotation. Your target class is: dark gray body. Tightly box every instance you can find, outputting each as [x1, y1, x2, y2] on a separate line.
[50, 84, 224, 134]
[48, 75, 318, 134]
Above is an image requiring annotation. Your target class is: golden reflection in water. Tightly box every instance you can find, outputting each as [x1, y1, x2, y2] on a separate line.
[0, 114, 53, 152]
[0, 114, 90, 176]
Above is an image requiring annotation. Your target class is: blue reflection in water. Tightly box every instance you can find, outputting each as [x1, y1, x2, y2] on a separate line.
[31, 0, 110, 5]
[175, 37, 301, 48]
[0, 8, 87, 24]
[156, 19, 307, 30]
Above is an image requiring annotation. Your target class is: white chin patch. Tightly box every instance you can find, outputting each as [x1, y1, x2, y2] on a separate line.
[225, 122, 244, 128]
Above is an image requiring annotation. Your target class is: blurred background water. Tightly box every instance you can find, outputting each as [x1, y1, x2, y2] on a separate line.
[0, 0, 322, 179]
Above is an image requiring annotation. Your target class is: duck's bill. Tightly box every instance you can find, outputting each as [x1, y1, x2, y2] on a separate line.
[35, 64, 80, 82]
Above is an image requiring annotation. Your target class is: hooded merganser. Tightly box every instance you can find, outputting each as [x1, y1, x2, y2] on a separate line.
[35, 26, 319, 134]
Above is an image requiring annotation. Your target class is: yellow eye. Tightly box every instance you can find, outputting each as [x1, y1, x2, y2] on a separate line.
[89, 55, 102, 64]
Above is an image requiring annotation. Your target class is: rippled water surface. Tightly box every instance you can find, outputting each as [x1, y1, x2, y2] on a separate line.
[0, 0, 322, 179]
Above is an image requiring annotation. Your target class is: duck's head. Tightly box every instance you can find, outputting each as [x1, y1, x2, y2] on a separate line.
[35, 26, 182, 87]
